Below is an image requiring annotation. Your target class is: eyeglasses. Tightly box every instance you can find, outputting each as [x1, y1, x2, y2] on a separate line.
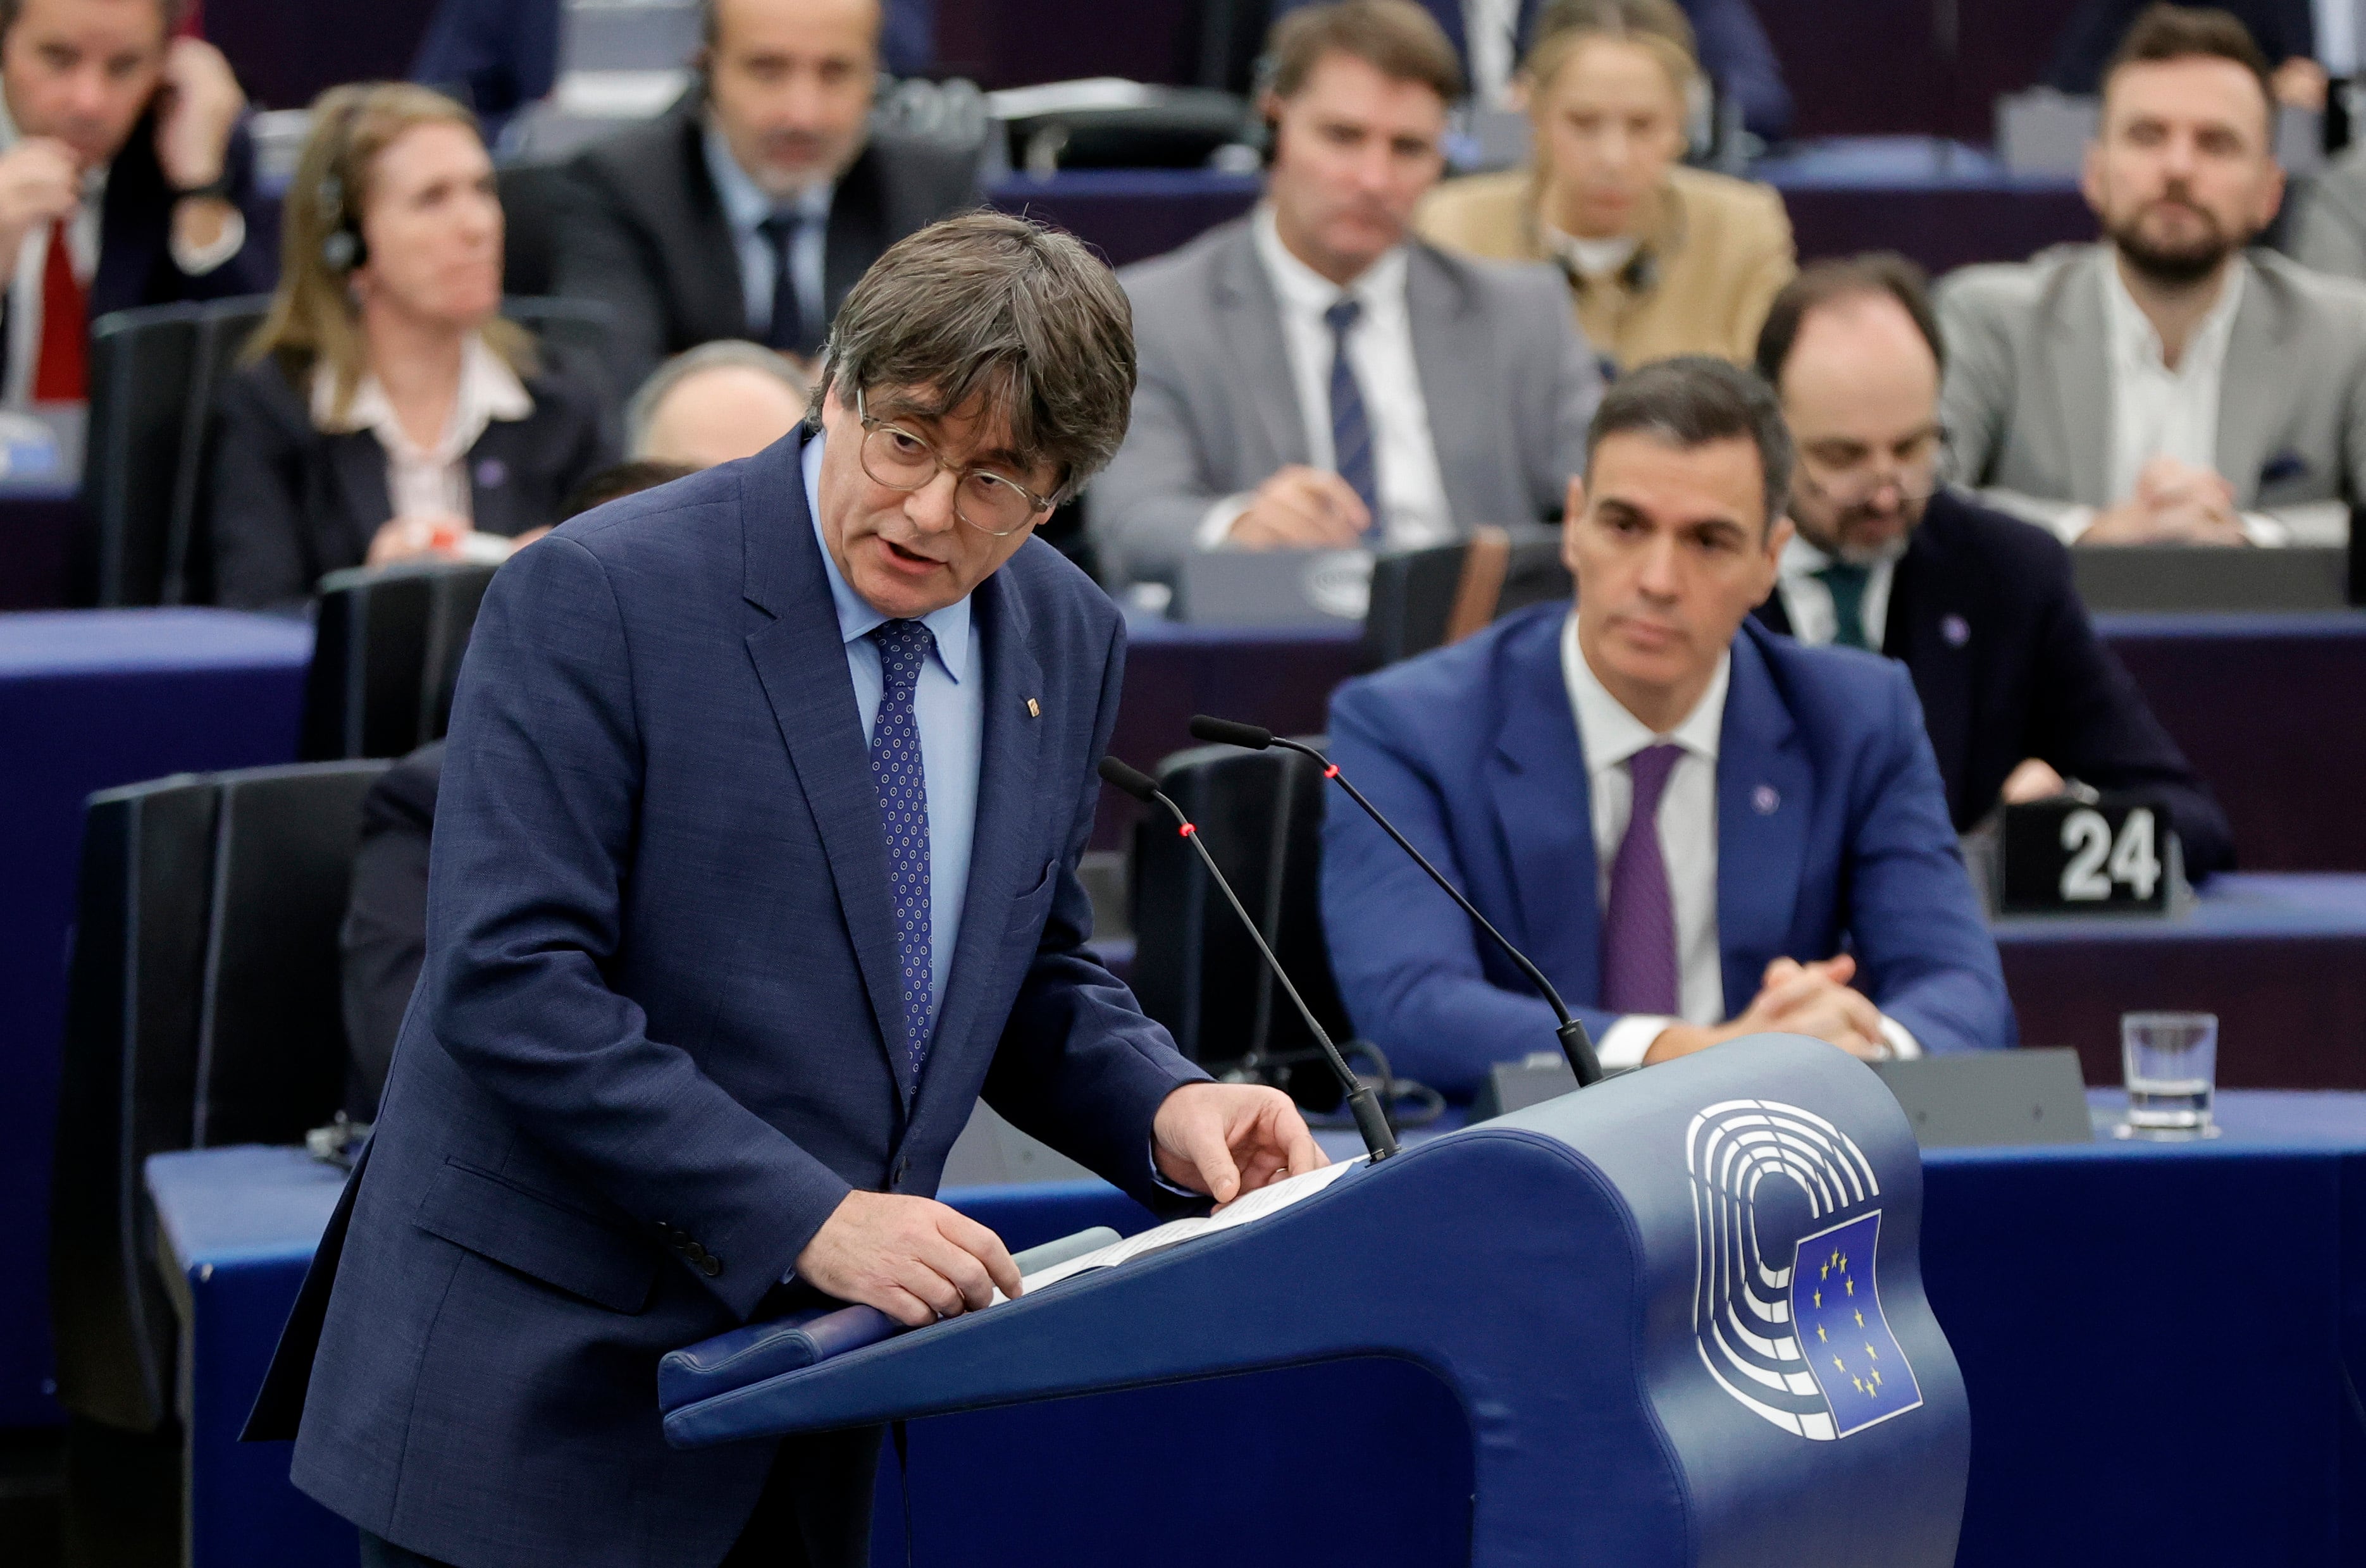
[1793, 428, 1950, 512]
[853, 390, 1059, 538]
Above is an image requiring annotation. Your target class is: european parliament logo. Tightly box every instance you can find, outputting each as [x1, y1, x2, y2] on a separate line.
[1685, 1098, 1923, 1441]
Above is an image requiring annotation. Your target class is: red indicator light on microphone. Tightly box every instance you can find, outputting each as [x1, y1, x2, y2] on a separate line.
[1178, 822, 1196, 838]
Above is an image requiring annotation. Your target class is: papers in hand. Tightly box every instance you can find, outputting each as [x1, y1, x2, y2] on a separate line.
[991, 1156, 1367, 1305]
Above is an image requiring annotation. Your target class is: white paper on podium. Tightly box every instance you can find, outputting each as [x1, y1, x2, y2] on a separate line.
[992, 1156, 1368, 1306]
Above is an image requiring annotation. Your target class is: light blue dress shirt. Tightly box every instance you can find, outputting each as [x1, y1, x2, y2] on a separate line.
[702, 123, 833, 342]
[803, 431, 982, 1018]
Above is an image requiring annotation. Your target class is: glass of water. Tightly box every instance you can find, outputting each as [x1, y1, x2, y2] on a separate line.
[2118, 1012, 2220, 1139]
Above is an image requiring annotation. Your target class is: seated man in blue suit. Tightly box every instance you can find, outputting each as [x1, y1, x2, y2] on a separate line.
[1322, 355, 2012, 1098]
[247, 213, 1322, 1568]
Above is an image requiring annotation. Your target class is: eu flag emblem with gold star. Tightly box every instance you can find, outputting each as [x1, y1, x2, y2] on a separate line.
[1790, 1212, 1922, 1437]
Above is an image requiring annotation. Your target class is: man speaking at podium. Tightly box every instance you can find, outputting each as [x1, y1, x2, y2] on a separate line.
[248, 213, 1320, 1568]
[1321, 356, 2012, 1098]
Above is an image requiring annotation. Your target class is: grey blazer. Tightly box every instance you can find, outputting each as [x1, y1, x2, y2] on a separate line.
[1938, 244, 2366, 534]
[2290, 147, 2366, 281]
[1089, 216, 1601, 586]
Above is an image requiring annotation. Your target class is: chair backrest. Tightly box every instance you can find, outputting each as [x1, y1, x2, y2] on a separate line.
[1362, 531, 1576, 667]
[302, 560, 499, 761]
[497, 163, 574, 299]
[85, 296, 271, 607]
[49, 760, 387, 1432]
[504, 292, 622, 447]
[1128, 743, 1351, 1102]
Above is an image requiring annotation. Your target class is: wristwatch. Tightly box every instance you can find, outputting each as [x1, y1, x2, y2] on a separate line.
[171, 173, 233, 204]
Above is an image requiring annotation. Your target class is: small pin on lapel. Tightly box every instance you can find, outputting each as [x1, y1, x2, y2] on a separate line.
[1752, 784, 1780, 815]
[1026, 698, 1041, 718]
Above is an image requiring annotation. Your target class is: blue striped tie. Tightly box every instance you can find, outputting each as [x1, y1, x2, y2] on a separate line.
[869, 620, 935, 1089]
[1324, 297, 1382, 540]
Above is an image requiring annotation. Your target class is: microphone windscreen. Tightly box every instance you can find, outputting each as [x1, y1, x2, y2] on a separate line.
[1189, 715, 1273, 750]
[1097, 755, 1160, 801]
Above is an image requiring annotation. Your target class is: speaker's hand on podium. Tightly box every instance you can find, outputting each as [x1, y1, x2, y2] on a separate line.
[794, 1192, 1023, 1328]
[1153, 1083, 1327, 1211]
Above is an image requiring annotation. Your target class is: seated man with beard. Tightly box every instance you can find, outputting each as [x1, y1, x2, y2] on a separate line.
[1939, 3, 2366, 547]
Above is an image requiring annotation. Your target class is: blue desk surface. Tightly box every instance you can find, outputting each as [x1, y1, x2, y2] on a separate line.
[1749, 136, 2079, 192]
[986, 139, 2093, 276]
[1996, 872, 2366, 943]
[147, 1087, 2366, 1568]
[4, 608, 311, 1426]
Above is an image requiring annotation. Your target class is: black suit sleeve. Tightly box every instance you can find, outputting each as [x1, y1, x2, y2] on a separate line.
[2023, 564, 2238, 877]
[552, 160, 676, 398]
[206, 364, 320, 612]
[340, 744, 445, 1118]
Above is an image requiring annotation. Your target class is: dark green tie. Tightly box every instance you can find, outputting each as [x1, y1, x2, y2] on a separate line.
[1816, 562, 1872, 650]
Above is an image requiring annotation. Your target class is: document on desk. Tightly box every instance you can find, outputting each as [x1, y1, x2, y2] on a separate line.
[996, 1156, 1368, 1304]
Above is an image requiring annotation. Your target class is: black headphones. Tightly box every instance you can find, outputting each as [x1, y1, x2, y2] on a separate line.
[316, 101, 370, 275]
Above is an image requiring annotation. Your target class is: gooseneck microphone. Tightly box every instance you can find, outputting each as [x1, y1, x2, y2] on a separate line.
[1098, 756, 1399, 1163]
[1187, 716, 1604, 1088]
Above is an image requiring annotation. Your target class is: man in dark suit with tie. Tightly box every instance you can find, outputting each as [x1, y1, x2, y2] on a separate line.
[555, 0, 982, 396]
[1749, 254, 2235, 877]
[247, 213, 1320, 1568]
[1321, 356, 2010, 1099]
[0, 0, 268, 402]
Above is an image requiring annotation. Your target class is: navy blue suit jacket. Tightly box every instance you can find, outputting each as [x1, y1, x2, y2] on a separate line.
[1321, 606, 2012, 1097]
[248, 429, 1205, 1566]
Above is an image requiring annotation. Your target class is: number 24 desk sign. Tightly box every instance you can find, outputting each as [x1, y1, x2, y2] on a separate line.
[1997, 793, 2188, 917]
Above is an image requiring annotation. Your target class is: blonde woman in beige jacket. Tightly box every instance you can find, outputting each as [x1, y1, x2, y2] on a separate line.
[1418, 0, 1794, 373]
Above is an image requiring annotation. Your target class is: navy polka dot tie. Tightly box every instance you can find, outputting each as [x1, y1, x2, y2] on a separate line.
[870, 620, 935, 1089]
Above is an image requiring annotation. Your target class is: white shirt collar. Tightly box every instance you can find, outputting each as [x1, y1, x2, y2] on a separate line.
[800, 428, 972, 682]
[1778, 525, 1905, 581]
[1251, 203, 1409, 325]
[1540, 221, 1639, 280]
[1560, 610, 1728, 772]
[703, 118, 836, 240]
[311, 331, 533, 454]
[2102, 250, 2247, 378]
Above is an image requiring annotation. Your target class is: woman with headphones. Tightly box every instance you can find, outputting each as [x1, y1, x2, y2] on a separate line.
[208, 83, 608, 612]
[1416, 0, 1795, 374]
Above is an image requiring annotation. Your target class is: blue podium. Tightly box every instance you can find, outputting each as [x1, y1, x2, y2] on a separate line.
[662, 1037, 1971, 1565]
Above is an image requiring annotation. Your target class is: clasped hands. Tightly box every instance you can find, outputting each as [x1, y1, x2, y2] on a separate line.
[2084, 455, 2250, 546]
[1645, 953, 1892, 1065]
[1227, 464, 1371, 550]
[792, 1082, 1322, 1328]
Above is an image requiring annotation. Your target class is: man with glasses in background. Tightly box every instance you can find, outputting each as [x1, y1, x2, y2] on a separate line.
[1752, 254, 2234, 875]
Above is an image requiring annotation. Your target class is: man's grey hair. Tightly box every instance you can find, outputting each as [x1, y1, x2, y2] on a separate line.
[812, 211, 1137, 498]
[1583, 355, 1794, 534]
[626, 340, 814, 458]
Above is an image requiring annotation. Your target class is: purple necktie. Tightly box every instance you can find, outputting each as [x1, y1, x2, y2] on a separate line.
[1602, 743, 1684, 1016]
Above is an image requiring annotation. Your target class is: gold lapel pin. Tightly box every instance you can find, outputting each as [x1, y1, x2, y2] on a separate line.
[1026, 698, 1041, 718]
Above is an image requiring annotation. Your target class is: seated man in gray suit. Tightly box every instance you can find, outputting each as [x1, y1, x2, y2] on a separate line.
[555, 0, 980, 395]
[1940, 3, 2366, 548]
[1089, 0, 1602, 588]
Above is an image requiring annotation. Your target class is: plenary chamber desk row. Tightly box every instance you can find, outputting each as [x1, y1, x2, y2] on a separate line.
[152, 1075, 2366, 1568]
[11, 605, 2365, 1428]
[986, 139, 2093, 276]
[1099, 610, 2366, 872]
